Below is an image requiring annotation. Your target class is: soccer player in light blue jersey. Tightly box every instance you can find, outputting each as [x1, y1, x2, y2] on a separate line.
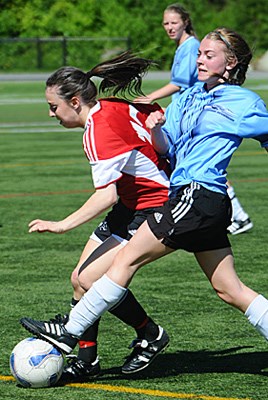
[134, 3, 200, 103]
[21, 28, 268, 374]
[135, 4, 252, 234]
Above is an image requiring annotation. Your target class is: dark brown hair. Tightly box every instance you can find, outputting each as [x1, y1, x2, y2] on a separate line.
[46, 51, 154, 104]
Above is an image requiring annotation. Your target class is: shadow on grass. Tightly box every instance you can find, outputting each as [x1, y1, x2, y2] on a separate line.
[96, 346, 268, 381]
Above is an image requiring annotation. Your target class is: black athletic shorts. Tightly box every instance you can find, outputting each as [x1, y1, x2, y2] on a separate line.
[92, 200, 156, 242]
[147, 181, 232, 252]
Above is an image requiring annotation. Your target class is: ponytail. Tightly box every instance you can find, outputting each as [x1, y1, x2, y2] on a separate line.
[46, 51, 154, 104]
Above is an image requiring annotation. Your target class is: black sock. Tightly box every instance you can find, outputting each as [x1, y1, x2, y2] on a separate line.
[109, 290, 159, 341]
[135, 317, 160, 341]
[70, 297, 79, 308]
[77, 319, 100, 363]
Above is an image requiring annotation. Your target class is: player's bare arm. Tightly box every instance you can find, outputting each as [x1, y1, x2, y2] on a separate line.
[28, 184, 117, 234]
[146, 111, 168, 155]
[134, 83, 180, 104]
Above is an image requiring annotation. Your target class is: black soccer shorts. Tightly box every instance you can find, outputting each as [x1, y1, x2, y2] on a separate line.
[93, 199, 156, 242]
[147, 181, 232, 252]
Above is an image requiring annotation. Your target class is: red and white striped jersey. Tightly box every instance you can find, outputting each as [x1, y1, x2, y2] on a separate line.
[83, 98, 170, 210]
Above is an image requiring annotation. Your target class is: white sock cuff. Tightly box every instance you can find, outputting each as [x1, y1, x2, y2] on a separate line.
[93, 274, 126, 303]
[245, 294, 268, 326]
[227, 185, 235, 199]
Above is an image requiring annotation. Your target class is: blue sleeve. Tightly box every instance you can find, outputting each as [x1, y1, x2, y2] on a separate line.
[239, 98, 268, 148]
[170, 38, 199, 89]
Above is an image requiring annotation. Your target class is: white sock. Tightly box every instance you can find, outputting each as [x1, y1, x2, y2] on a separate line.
[227, 185, 249, 222]
[65, 274, 126, 337]
[245, 294, 268, 340]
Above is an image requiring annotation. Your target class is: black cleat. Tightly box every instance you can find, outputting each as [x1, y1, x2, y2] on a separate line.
[49, 313, 69, 324]
[59, 355, 100, 383]
[20, 317, 78, 354]
[122, 326, 169, 374]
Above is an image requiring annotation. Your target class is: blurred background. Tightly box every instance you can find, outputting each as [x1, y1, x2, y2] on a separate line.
[0, 0, 268, 72]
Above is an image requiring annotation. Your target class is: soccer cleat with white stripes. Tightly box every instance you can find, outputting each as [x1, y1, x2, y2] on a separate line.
[59, 355, 101, 383]
[122, 326, 169, 374]
[20, 317, 78, 354]
[227, 218, 253, 235]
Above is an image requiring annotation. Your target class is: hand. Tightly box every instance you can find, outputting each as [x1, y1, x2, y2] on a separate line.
[28, 219, 65, 234]
[133, 95, 153, 104]
[145, 111, 166, 130]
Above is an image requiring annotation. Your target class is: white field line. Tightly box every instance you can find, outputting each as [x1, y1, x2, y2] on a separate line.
[0, 121, 81, 133]
[0, 97, 45, 105]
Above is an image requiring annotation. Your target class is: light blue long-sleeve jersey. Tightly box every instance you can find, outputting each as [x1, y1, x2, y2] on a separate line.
[163, 83, 268, 196]
[171, 36, 200, 100]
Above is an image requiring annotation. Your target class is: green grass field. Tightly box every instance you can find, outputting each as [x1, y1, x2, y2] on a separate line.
[0, 77, 268, 400]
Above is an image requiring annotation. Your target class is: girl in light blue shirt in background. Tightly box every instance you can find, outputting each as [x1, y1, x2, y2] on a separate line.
[135, 3, 199, 103]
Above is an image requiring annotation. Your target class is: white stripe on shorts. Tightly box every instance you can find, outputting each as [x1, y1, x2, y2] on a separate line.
[171, 182, 200, 223]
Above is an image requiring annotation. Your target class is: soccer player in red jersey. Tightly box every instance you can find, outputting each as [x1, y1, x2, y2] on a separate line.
[25, 52, 170, 380]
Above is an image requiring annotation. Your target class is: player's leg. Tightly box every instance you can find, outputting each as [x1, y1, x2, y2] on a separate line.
[78, 236, 159, 340]
[195, 248, 268, 340]
[106, 221, 174, 287]
[77, 231, 171, 375]
[71, 220, 173, 329]
[20, 221, 173, 364]
[69, 221, 173, 373]
[195, 248, 257, 310]
[62, 236, 122, 382]
[70, 237, 101, 305]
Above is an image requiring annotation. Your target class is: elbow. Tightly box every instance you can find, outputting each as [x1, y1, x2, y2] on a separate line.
[108, 190, 118, 207]
[110, 195, 118, 206]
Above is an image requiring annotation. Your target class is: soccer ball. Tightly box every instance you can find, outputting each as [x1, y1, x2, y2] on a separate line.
[10, 337, 64, 388]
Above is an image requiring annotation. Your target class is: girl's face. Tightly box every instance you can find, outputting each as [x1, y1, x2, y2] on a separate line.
[197, 37, 237, 90]
[162, 11, 187, 42]
[45, 86, 82, 128]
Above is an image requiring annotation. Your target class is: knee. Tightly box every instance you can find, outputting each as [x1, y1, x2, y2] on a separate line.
[214, 287, 234, 305]
[70, 268, 80, 290]
[77, 270, 94, 292]
[212, 283, 244, 307]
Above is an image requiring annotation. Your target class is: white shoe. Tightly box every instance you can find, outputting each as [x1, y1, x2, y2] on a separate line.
[227, 218, 253, 235]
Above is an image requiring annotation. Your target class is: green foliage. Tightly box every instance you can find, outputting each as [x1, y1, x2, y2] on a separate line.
[0, 0, 268, 71]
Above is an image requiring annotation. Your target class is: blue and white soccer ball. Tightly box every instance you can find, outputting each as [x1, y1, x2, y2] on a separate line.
[10, 337, 64, 388]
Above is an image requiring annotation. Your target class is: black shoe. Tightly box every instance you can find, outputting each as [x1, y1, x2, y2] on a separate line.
[20, 317, 78, 354]
[59, 355, 100, 383]
[49, 313, 69, 325]
[122, 326, 169, 374]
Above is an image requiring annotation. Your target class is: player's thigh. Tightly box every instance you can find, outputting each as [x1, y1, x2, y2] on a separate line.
[78, 236, 124, 290]
[107, 221, 173, 287]
[195, 248, 258, 310]
[71, 238, 101, 283]
[194, 247, 242, 292]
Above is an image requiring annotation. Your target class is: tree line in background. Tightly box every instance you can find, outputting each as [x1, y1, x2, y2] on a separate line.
[0, 0, 267, 71]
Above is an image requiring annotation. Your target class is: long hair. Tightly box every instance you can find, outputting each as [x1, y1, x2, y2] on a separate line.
[46, 51, 154, 104]
[206, 28, 252, 85]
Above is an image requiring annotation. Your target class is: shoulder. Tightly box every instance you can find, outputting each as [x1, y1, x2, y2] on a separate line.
[215, 85, 263, 105]
[97, 98, 129, 114]
[98, 98, 162, 117]
[179, 36, 200, 52]
[188, 36, 200, 47]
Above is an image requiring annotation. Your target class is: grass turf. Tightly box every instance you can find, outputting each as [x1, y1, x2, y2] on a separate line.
[0, 78, 267, 400]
